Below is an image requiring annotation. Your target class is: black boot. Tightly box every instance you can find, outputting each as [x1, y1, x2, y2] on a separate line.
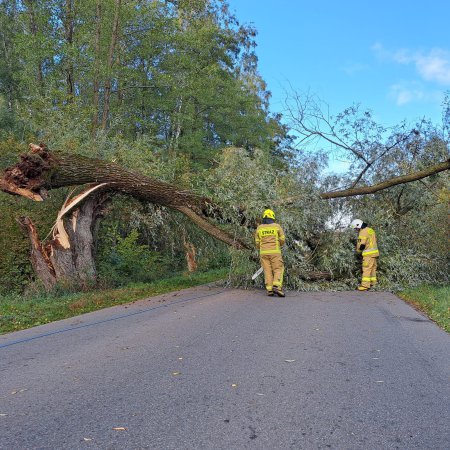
[273, 286, 285, 297]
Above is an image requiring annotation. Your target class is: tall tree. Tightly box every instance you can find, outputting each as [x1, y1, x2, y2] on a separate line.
[101, 0, 122, 129]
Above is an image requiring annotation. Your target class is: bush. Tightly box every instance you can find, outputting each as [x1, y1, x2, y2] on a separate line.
[97, 227, 170, 286]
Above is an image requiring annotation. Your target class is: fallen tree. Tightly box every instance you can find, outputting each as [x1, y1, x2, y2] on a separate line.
[2, 143, 251, 248]
[4, 143, 447, 289]
[0, 143, 250, 288]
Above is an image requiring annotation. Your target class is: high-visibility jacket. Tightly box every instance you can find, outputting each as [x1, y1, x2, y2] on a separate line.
[357, 227, 379, 257]
[255, 223, 285, 255]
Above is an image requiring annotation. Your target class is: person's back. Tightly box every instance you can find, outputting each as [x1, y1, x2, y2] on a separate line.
[255, 210, 285, 297]
[255, 221, 284, 255]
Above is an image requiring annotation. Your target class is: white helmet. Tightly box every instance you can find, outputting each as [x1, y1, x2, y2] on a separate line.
[350, 219, 363, 229]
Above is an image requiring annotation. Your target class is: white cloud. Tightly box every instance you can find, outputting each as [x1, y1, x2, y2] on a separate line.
[415, 50, 450, 84]
[389, 83, 422, 105]
[373, 44, 450, 86]
[389, 82, 442, 106]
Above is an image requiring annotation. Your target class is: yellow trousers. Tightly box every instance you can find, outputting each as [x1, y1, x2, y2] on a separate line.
[260, 254, 284, 291]
[361, 256, 378, 288]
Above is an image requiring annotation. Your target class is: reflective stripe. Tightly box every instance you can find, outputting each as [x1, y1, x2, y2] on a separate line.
[369, 277, 377, 281]
[362, 277, 372, 281]
[273, 267, 285, 288]
[358, 227, 378, 255]
[363, 248, 379, 256]
[260, 249, 281, 255]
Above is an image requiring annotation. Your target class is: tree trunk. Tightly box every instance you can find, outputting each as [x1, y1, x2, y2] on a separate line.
[17, 217, 57, 290]
[25, 0, 43, 86]
[64, 0, 75, 100]
[276, 158, 450, 205]
[17, 191, 109, 290]
[169, 97, 183, 153]
[52, 194, 99, 284]
[101, 0, 121, 130]
[0, 14, 14, 112]
[92, 0, 102, 133]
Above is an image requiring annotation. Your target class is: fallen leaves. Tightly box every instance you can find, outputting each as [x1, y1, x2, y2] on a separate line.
[10, 388, 28, 395]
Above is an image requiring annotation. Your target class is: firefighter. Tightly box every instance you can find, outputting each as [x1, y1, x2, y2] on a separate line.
[255, 209, 286, 297]
[350, 219, 379, 291]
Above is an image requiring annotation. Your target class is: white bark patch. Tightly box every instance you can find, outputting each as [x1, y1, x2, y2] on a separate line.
[72, 209, 79, 233]
[51, 183, 108, 249]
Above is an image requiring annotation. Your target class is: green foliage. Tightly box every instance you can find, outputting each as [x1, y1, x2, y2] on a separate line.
[97, 226, 169, 286]
[344, 181, 450, 289]
[95, 194, 231, 287]
[200, 143, 448, 290]
[1, 0, 284, 164]
[313, 231, 358, 279]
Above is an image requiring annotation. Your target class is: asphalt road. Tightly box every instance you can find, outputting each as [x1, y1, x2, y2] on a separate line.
[1, 286, 449, 450]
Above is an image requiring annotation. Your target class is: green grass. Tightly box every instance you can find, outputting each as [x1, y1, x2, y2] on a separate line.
[398, 284, 450, 333]
[0, 269, 228, 334]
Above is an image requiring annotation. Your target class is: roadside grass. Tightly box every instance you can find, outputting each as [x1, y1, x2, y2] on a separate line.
[0, 268, 228, 334]
[398, 284, 450, 333]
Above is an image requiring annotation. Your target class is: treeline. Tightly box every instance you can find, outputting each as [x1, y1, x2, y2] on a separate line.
[0, 0, 448, 293]
[0, 0, 286, 156]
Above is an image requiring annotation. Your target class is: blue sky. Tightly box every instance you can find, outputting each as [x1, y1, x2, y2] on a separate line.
[227, 0, 450, 129]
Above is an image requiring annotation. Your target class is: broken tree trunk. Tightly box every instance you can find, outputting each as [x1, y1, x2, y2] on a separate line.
[17, 190, 110, 289]
[0, 143, 249, 251]
[17, 217, 57, 291]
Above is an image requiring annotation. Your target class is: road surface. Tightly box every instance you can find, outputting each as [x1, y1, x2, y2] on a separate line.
[1, 286, 449, 449]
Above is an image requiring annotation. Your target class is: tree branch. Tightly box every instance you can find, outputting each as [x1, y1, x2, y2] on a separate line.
[320, 158, 450, 199]
[348, 130, 417, 189]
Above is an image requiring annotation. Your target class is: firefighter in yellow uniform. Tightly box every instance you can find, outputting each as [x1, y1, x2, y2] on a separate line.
[350, 219, 379, 291]
[255, 209, 286, 297]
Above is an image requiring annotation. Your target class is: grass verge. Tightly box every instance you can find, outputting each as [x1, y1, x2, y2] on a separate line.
[0, 269, 227, 334]
[397, 284, 450, 333]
